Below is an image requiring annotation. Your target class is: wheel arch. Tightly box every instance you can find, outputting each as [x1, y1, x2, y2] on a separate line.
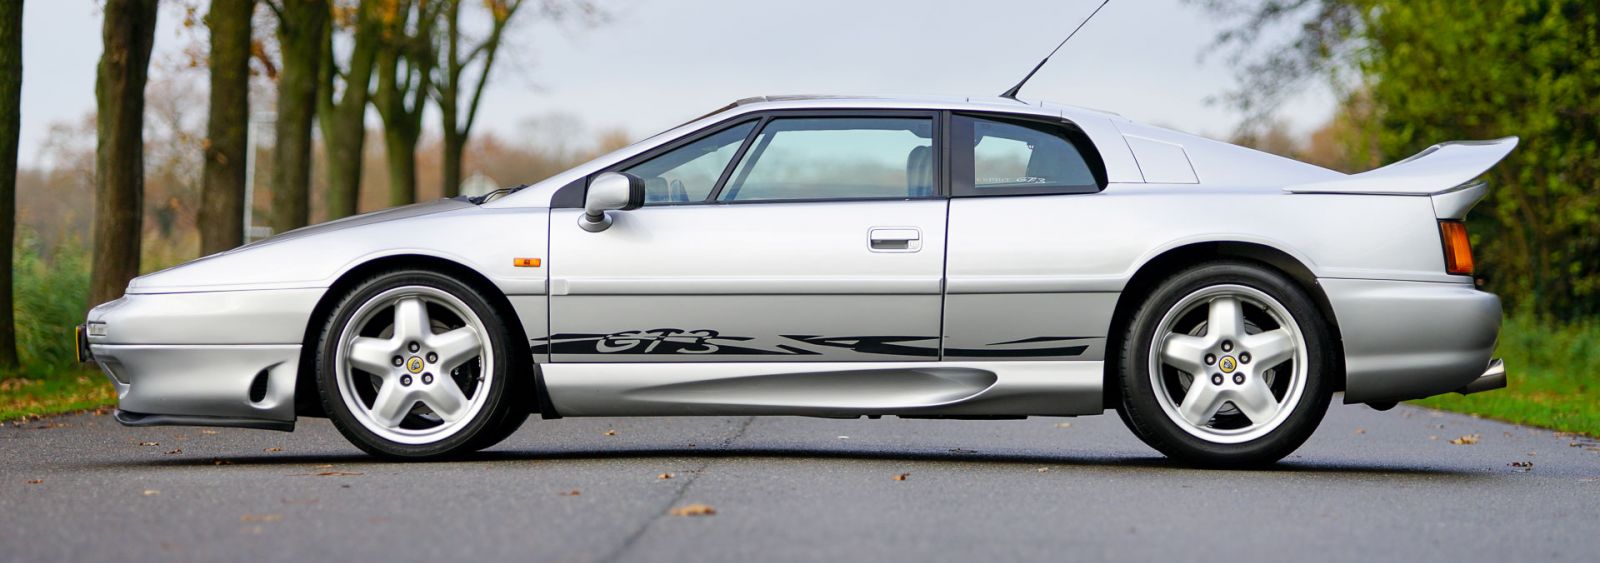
[292, 254, 532, 417]
[1102, 241, 1346, 408]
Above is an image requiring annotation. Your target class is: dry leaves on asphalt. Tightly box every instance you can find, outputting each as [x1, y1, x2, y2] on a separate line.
[138, 441, 159, 447]
[291, 471, 363, 477]
[263, 447, 284, 453]
[893, 473, 910, 481]
[1509, 461, 1534, 472]
[142, 489, 160, 496]
[164, 448, 182, 455]
[1054, 422, 1072, 429]
[1449, 434, 1481, 445]
[603, 429, 617, 437]
[559, 489, 581, 496]
[657, 473, 674, 480]
[25, 479, 42, 485]
[669, 503, 716, 517]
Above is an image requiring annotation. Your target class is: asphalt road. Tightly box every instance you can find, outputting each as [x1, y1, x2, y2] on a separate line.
[2, 401, 1598, 563]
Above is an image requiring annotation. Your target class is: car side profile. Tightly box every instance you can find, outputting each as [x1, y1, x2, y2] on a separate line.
[79, 95, 1514, 466]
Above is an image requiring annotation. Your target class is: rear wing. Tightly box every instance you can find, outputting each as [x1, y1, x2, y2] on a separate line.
[1283, 137, 1519, 219]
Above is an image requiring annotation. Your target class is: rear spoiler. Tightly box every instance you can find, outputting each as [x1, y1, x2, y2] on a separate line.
[1283, 137, 1519, 219]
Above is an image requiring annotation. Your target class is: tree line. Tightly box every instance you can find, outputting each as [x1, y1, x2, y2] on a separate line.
[0, 0, 599, 371]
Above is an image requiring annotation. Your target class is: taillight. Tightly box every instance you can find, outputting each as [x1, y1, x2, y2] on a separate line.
[1439, 220, 1474, 276]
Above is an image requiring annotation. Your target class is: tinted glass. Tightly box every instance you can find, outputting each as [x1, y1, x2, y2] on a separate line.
[718, 117, 934, 202]
[963, 116, 1096, 190]
[623, 121, 755, 204]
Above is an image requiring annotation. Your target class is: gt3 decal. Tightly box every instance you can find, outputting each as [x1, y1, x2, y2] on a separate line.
[532, 331, 1092, 358]
[532, 329, 819, 356]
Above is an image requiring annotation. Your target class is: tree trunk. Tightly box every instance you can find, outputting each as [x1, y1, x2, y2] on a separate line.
[441, 128, 463, 198]
[318, 0, 380, 220]
[197, 0, 253, 255]
[383, 126, 417, 206]
[91, 0, 158, 309]
[372, 0, 434, 208]
[270, 0, 325, 234]
[0, 0, 23, 369]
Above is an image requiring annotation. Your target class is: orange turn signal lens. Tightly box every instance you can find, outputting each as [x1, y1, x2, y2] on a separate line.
[1439, 220, 1474, 276]
[513, 257, 541, 268]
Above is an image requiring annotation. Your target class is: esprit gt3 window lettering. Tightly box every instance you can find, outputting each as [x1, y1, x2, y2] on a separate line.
[622, 120, 756, 205]
[717, 117, 935, 202]
[951, 114, 1104, 196]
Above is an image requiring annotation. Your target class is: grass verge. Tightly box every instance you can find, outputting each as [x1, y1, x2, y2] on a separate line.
[1412, 314, 1600, 437]
[0, 370, 116, 422]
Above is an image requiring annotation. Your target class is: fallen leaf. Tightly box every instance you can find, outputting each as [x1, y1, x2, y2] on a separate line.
[1354, 428, 1366, 435]
[201, 430, 219, 435]
[1036, 467, 1050, 473]
[263, 447, 283, 453]
[240, 514, 283, 523]
[1449, 434, 1481, 445]
[142, 489, 160, 496]
[892, 473, 910, 481]
[603, 430, 617, 437]
[164, 448, 183, 455]
[669, 503, 716, 516]
[138, 441, 160, 447]
[1508, 461, 1533, 472]
[657, 473, 674, 480]
[559, 489, 581, 496]
[289, 470, 363, 477]
[1054, 422, 1072, 429]
[25, 479, 42, 485]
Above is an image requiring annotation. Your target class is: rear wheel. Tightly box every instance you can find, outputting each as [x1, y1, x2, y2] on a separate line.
[1117, 261, 1333, 467]
[316, 269, 527, 459]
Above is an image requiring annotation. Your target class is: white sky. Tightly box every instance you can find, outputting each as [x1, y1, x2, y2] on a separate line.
[17, 0, 1335, 169]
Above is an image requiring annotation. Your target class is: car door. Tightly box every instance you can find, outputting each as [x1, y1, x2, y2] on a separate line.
[942, 112, 1116, 361]
[544, 111, 948, 362]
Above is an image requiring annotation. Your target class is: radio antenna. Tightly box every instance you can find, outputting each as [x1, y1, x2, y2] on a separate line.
[999, 0, 1113, 100]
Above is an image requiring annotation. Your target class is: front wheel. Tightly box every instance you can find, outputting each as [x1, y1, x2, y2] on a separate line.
[1116, 261, 1334, 467]
[315, 269, 527, 459]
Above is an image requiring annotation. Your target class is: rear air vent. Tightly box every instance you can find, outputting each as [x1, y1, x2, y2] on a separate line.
[248, 369, 270, 403]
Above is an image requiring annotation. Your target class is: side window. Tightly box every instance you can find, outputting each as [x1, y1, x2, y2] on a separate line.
[952, 114, 1102, 196]
[622, 121, 756, 204]
[717, 117, 935, 202]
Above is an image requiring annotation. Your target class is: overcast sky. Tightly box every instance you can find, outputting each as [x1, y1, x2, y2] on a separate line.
[17, 0, 1334, 169]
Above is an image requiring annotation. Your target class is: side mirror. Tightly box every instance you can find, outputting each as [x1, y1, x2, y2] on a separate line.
[579, 172, 645, 232]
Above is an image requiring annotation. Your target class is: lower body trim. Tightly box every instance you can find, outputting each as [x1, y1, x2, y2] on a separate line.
[114, 409, 295, 432]
[541, 360, 1104, 417]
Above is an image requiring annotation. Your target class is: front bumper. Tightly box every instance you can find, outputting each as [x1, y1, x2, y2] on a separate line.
[1321, 278, 1504, 403]
[83, 289, 323, 431]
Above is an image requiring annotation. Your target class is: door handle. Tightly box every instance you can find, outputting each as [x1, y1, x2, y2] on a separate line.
[868, 227, 922, 252]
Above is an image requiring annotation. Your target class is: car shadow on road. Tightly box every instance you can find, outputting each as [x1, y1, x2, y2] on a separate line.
[98, 446, 1484, 478]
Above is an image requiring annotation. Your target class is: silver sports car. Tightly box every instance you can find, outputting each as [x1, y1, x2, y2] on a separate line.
[79, 95, 1513, 466]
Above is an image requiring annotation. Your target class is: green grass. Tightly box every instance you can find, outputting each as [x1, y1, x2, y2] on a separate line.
[0, 236, 115, 422]
[1412, 314, 1600, 437]
[0, 370, 115, 422]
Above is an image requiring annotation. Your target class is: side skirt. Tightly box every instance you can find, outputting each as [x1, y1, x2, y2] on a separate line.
[540, 360, 1104, 417]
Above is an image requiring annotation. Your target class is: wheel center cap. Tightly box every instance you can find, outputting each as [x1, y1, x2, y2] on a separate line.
[406, 356, 425, 374]
[1219, 356, 1238, 373]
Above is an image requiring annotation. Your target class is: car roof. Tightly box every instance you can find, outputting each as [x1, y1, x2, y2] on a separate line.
[723, 94, 1129, 123]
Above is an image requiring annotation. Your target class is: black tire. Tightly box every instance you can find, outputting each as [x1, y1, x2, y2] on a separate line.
[1116, 260, 1334, 467]
[316, 268, 528, 459]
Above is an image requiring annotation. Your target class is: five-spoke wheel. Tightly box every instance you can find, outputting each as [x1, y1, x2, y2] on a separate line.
[1118, 261, 1332, 467]
[317, 269, 527, 459]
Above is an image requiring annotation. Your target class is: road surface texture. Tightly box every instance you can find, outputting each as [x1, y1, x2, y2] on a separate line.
[3, 401, 1598, 562]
